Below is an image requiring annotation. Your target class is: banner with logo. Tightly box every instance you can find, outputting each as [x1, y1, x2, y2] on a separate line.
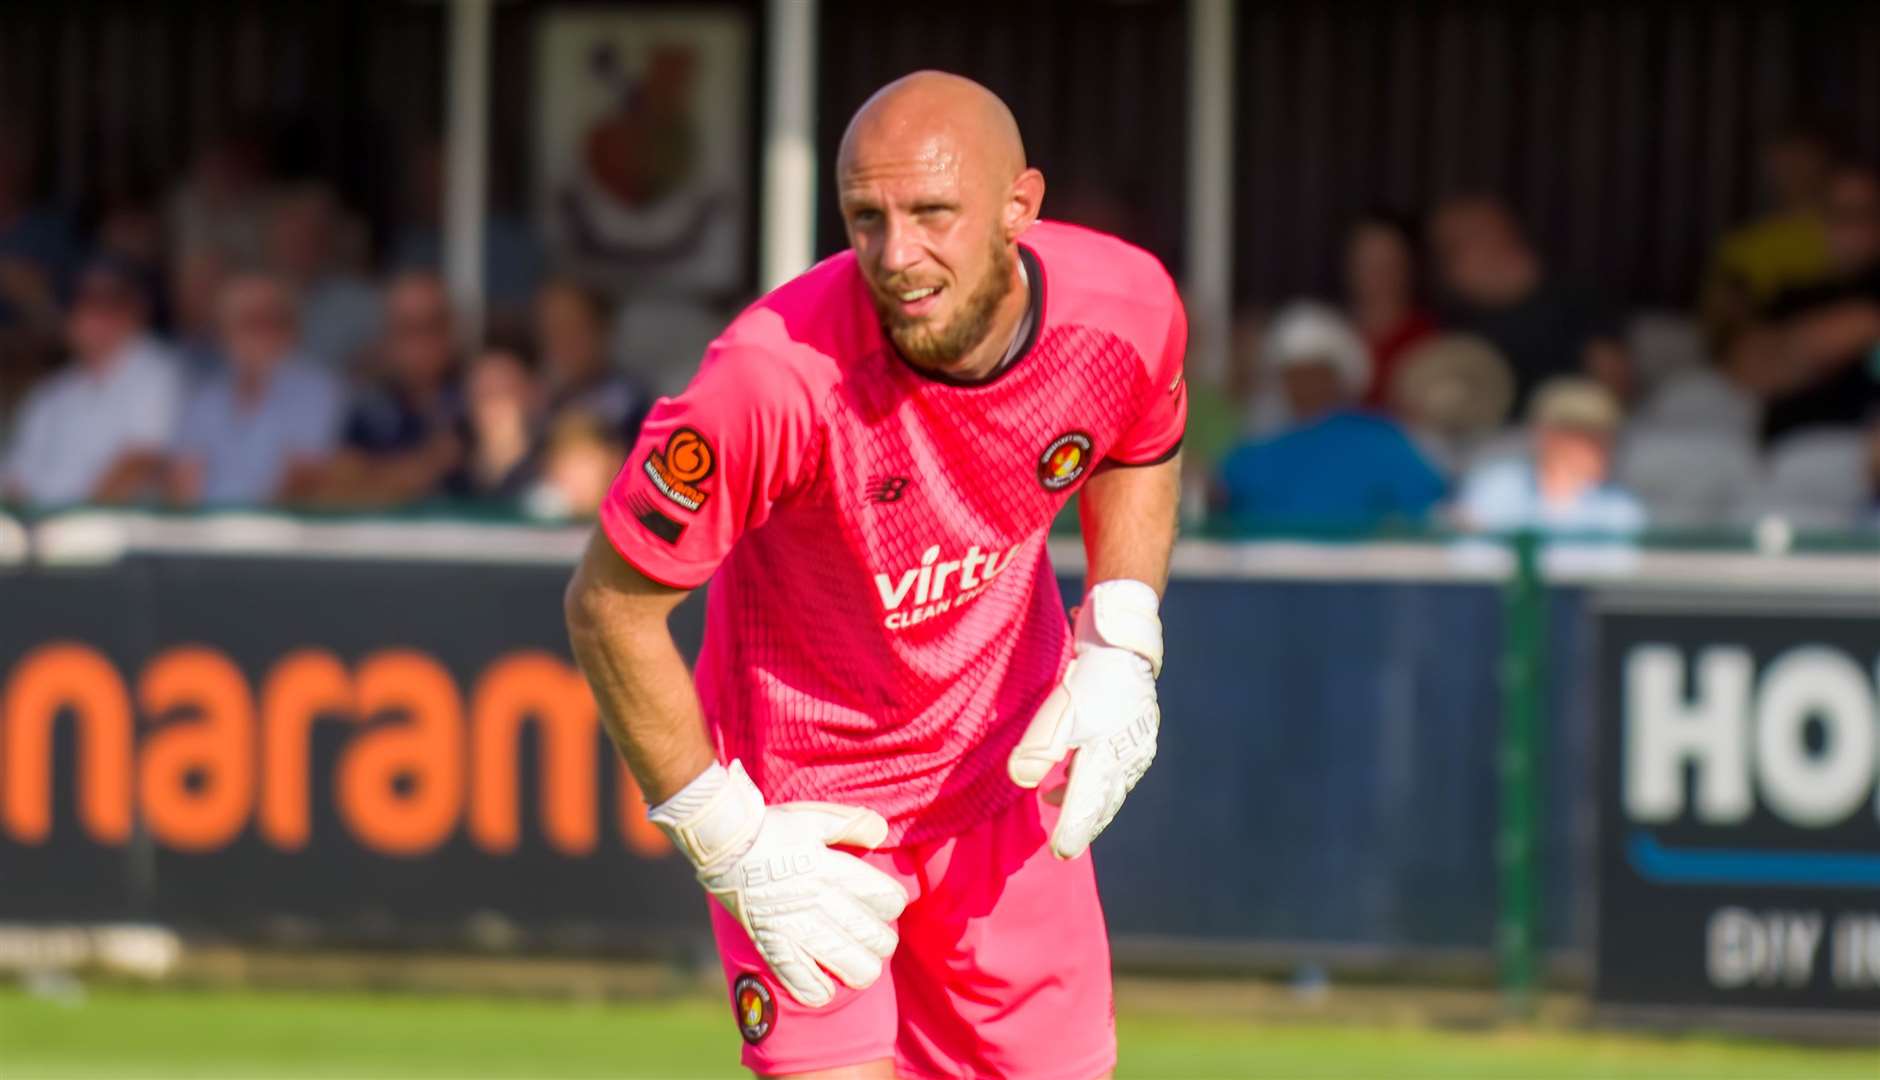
[1593, 595, 1880, 1017]
[5, 547, 1596, 961]
[0, 557, 704, 944]
[534, 7, 751, 295]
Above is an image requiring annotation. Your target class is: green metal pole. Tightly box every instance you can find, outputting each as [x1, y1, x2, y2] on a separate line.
[1498, 529, 1546, 1015]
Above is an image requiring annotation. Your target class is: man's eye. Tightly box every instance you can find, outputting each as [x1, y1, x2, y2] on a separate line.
[851, 209, 881, 226]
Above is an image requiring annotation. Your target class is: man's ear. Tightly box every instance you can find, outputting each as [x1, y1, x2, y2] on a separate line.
[1005, 168, 1046, 240]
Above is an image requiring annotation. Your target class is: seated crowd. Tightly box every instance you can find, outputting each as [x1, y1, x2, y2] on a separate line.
[0, 128, 693, 520]
[1209, 134, 1880, 537]
[2, 126, 1876, 537]
[0, 254, 652, 519]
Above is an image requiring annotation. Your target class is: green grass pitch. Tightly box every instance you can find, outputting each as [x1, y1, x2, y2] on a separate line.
[3, 986, 1876, 1079]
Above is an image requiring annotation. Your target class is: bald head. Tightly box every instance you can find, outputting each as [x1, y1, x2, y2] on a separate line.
[835, 73, 1044, 379]
[838, 71, 1026, 189]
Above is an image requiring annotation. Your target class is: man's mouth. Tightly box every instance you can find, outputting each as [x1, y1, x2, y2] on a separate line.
[888, 284, 944, 319]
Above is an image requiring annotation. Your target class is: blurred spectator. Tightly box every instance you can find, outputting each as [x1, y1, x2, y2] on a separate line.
[391, 139, 542, 311]
[1217, 303, 1446, 529]
[166, 273, 343, 507]
[169, 244, 232, 379]
[291, 272, 461, 508]
[1701, 127, 1836, 343]
[0, 126, 77, 335]
[167, 128, 272, 268]
[1346, 211, 1437, 410]
[1732, 164, 1880, 443]
[524, 412, 626, 521]
[1430, 195, 1629, 410]
[445, 344, 543, 503]
[535, 278, 649, 442]
[1734, 426, 1870, 530]
[1, 258, 183, 507]
[0, 332, 57, 442]
[1456, 377, 1644, 534]
[1388, 333, 1516, 470]
[267, 183, 382, 371]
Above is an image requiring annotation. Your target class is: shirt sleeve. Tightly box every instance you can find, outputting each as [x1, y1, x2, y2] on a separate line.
[1, 387, 47, 495]
[124, 357, 184, 450]
[287, 370, 346, 456]
[1384, 429, 1449, 517]
[170, 389, 214, 459]
[1456, 462, 1525, 531]
[597, 339, 819, 589]
[1104, 285, 1189, 466]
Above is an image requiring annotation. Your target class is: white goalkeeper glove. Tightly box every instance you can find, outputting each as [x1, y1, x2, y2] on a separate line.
[648, 760, 908, 1007]
[1008, 578, 1162, 860]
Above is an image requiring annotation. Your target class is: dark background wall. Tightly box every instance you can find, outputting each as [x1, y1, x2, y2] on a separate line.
[2, 0, 1876, 308]
[1231, 1, 1880, 310]
[814, 0, 1192, 274]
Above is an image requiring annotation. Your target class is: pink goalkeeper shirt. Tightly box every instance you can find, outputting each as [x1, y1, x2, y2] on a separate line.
[600, 220, 1187, 844]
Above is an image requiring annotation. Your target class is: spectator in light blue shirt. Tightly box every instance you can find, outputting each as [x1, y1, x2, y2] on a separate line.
[1456, 376, 1646, 535]
[3, 258, 184, 507]
[1218, 302, 1447, 530]
[166, 273, 342, 507]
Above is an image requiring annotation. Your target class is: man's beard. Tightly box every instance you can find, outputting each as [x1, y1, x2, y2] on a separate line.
[873, 240, 1015, 370]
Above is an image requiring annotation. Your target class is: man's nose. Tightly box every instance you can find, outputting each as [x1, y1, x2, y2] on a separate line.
[879, 216, 924, 275]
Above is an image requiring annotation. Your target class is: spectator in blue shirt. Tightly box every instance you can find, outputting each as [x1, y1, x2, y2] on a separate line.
[1456, 376, 1646, 535]
[166, 273, 343, 507]
[1217, 302, 1447, 531]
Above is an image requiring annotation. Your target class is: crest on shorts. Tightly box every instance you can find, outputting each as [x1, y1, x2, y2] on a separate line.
[642, 426, 715, 511]
[1038, 431, 1093, 492]
[733, 972, 775, 1044]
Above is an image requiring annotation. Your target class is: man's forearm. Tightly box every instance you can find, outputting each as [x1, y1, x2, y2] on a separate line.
[565, 533, 718, 805]
[90, 449, 169, 504]
[1077, 452, 1181, 596]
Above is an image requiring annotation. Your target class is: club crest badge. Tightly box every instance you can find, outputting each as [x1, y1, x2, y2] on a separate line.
[1038, 431, 1094, 492]
[733, 972, 775, 1044]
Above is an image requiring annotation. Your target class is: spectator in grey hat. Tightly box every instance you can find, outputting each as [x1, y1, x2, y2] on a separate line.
[1216, 302, 1446, 530]
[1455, 376, 1645, 534]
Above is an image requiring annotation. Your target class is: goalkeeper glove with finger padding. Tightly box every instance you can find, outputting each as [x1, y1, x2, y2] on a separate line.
[648, 760, 909, 1007]
[1008, 578, 1163, 860]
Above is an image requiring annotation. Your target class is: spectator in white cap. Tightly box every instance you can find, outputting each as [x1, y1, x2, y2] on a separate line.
[1215, 301, 1446, 530]
[1455, 375, 1645, 534]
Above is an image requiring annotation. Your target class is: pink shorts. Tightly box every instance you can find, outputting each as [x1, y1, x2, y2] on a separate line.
[708, 779, 1116, 1078]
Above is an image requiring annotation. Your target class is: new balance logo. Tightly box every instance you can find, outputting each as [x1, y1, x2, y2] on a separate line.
[866, 475, 910, 504]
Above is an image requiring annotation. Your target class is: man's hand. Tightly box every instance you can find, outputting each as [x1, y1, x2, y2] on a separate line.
[650, 760, 908, 1007]
[1008, 579, 1163, 860]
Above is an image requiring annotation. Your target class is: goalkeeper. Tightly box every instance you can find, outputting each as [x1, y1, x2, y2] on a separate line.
[566, 71, 1184, 1080]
